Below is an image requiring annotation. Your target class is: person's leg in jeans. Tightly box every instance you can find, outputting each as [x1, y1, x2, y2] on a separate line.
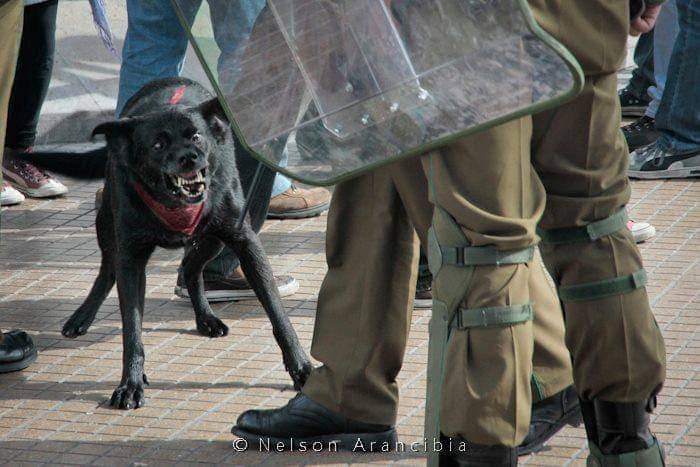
[629, 0, 700, 179]
[2, 0, 67, 198]
[623, 0, 679, 152]
[0, 0, 38, 372]
[619, 30, 655, 117]
[117, 0, 200, 116]
[205, 0, 328, 220]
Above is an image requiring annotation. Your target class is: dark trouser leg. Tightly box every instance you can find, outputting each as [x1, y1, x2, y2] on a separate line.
[626, 30, 655, 100]
[4, 0, 58, 150]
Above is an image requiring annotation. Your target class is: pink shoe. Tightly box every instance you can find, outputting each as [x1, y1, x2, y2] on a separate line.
[2, 149, 68, 198]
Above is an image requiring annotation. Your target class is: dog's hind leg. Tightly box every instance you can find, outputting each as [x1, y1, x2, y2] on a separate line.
[63, 207, 116, 338]
[181, 236, 228, 337]
[110, 243, 155, 410]
[221, 226, 312, 390]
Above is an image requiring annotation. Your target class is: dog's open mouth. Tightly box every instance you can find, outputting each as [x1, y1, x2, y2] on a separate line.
[164, 168, 207, 202]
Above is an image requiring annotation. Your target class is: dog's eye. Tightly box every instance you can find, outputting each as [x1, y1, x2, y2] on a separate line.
[191, 133, 202, 144]
[153, 139, 165, 151]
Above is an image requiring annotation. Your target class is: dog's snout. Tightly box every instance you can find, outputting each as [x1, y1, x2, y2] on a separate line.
[177, 152, 199, 168]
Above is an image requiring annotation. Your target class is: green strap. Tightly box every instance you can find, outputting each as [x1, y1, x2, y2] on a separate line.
[441, 245, 535, 266]
[531, 373, 546, 403]
[558, 270, 647, 302]
[451, 304, 533, 329]
[425, 300, 450, 467]
[538, 209, 628, 244]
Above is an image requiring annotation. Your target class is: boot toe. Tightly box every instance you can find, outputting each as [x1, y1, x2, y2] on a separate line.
[235, 409, 265, 434]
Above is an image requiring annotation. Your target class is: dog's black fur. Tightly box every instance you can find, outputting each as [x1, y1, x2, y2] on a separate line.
[23, 78, 311, 409]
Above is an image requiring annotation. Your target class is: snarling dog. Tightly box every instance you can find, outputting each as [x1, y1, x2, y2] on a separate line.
[24, 78, 312, 409]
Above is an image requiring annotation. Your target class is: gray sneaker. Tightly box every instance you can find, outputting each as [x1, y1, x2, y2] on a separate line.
[175, 273, 299, 302]
[629, 142, 700, 179]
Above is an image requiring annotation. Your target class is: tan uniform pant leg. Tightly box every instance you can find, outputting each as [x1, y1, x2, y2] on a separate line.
[303, 142, 571, 437]
[529, 0, 666, 401]
[1, 0, 23, 166]
[391, 157, 573, 404]
[0, 0, 23, 338]
[302, 165, 421, 426]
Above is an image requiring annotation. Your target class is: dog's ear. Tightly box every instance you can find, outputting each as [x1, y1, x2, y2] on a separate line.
[198, 98, 230, 140]
[92, 117, 143, 141]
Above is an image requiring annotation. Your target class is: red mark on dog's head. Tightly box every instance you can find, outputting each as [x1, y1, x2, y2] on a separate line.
[169, 86, 186, 106]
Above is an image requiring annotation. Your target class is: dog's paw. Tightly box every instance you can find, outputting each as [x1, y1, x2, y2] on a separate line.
[289, 360, 313, 391]
[196, 315, 229, 338]
[62, 313, 93, 338]
[110, 378, 146, 410]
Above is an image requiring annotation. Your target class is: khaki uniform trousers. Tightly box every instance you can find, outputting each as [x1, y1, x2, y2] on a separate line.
[0, 0, 23, 340]
[1, 0, 23, 165]
[302, 0, 666, 447]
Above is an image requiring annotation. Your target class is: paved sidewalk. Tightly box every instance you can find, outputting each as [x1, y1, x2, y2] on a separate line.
[1, 2, 699, 466]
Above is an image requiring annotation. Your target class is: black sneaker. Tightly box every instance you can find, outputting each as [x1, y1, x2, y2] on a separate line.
[623, 116, 660, 152]
[619, 88, 651, 118]
[174, 271, 299, 302]
[629, 141, 700, 179]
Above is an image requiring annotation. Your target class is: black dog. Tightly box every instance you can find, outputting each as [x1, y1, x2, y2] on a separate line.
[24, 78, 312, 409]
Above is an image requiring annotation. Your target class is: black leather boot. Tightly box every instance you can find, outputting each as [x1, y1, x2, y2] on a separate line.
[232, 393, 397, 451]
[0, 330, 37, 373]
[518, 385, 582, 455]
[581, 398, 665, 466]
[439, 436, 517, 466]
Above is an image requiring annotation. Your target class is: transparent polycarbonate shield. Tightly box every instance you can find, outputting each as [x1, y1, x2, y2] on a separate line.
[173, 0, 583, 186]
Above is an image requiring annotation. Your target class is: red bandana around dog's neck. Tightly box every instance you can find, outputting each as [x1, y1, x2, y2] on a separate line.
[134, 182, 204, 236]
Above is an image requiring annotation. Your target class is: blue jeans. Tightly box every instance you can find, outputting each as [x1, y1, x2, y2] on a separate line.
[626, 30, 654, 100]
[117, 0, 291, 189]
[655, 0, 700, 152]
[118, 0, 288, 279]
[645, 0, 678, 119]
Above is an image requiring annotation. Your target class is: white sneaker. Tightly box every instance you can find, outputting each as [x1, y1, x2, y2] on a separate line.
[628, 220, 656, 244]
[1, 183, 25, 206]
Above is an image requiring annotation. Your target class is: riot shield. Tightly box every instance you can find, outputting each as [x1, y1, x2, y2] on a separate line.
[171, 0, 583, 187]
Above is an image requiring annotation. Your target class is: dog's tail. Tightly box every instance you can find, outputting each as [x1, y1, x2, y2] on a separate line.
[20, 145, 107, 180]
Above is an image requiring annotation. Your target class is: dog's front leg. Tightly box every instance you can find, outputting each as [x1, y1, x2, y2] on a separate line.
[182, 236, 228, 337]
[111, 246, 154, 409]
[222, 226, 312, 390]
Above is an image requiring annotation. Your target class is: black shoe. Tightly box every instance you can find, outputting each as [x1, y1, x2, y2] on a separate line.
[623, 116, 660, 152]
[232, 393, 397, 451]
[415, 262, 433, 309]
[440, 436, 517, 466]
[518, 385, 582, 455]
[619, 88, 651, 118]
[0, 330, 37, 373]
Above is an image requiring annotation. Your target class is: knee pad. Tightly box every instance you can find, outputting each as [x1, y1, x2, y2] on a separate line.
[424, 206, 535, 463]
